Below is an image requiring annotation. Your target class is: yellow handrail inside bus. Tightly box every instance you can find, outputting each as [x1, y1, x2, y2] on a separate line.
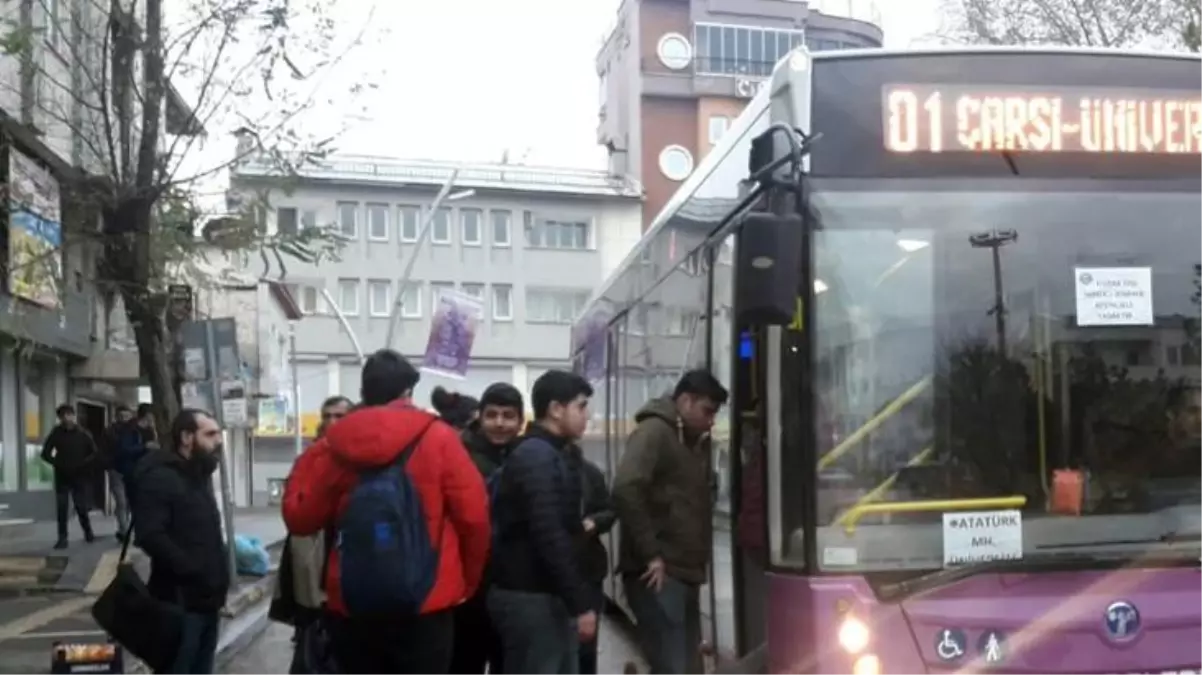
[840, 495, 1028, 534]
[833, 445, 934, 526]
[818, 375, 933, 470]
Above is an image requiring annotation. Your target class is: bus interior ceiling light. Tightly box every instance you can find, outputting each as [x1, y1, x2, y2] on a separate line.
[896, 238, 930, 252]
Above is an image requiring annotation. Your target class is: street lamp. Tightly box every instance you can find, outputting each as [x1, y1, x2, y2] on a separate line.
[384, 169, 475, 348]
[969, 229, 1019, 355]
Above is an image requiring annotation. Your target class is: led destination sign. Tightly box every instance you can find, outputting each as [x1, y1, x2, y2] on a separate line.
[883, 85, 1201, 154]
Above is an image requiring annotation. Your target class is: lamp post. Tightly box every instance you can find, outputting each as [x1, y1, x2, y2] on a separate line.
[384, 169, 476, 349]
[969, 229, 1019, 355]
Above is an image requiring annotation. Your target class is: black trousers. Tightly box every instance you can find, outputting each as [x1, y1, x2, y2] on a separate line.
[328, 608, 455, 674]
[450, 591, 504, 674]
[578, 582, 605, 675]
[54, 478, 93, 541]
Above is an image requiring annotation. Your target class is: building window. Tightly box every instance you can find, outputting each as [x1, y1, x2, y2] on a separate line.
[695, 23, 803, 76]
[431, 207, 452, 244]
[657, 32, 692, 70]
[491, 210, 511, 247]
[430, 281, 454, 306]
[368, 280, 391, 317]
[337, 202, 358, 238]
[461, 209, 482, 246]
[277, 207, 298, 236]
[399, 205, 420, 242]
[367, 203, 389, 241]
[526, 288, 589, 324]
[524, 213, 590, 250]
[492, 284, 513, 321]
[300, 285, 321, 314]
[708, 116, 729, 145]
[461, 283, 485, 301]
[659, 145, 694, 181]
[23, 362, 51, 490]
[337, 278, 359, 315]
[400, 282, 422, 318]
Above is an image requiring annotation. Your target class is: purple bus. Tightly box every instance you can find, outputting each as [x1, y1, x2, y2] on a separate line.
[572, 46, 1200, 674]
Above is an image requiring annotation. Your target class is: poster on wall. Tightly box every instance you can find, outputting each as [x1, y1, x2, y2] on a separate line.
[422, 289, 483, 380]
[7, 148, 63, 309]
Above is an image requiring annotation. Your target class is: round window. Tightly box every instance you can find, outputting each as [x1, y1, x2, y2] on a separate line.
[658, 145, 694, 181]
[656, 33, 692, 70]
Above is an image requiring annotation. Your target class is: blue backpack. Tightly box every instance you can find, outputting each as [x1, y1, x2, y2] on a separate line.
[337, 425, 437, 616]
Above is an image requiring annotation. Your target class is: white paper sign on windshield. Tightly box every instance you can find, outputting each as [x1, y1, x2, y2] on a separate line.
[942, 510, 1023, 565]
[1074, 267, 1154, 327]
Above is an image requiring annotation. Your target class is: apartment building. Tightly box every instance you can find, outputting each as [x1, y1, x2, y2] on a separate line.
[0, 1, 198, 517]
[228, 155, 643, 426]
[595, 0, 883, 227]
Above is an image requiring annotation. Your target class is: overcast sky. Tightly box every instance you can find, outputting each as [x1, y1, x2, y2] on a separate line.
[192, 0, 942, 176]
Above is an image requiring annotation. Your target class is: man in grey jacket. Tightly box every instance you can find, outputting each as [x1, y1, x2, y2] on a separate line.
[270, 395, 351, 674]
[612, 370, 727, 674]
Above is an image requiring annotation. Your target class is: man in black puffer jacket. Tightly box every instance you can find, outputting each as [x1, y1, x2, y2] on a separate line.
[131, 410, 230, 675]
[451, 382, 525, 674]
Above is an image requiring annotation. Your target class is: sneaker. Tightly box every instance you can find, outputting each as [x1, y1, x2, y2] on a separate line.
[84, 533, 96, 544]
[53, 539, 68, 550]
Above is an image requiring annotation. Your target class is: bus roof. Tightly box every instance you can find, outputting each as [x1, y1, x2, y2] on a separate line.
[571, 45, 1200, 354]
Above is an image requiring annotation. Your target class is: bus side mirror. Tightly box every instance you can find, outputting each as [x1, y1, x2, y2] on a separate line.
[736, 212, 803, 326]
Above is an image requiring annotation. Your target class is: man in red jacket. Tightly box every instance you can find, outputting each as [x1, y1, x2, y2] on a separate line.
[283, 349, 491, 673]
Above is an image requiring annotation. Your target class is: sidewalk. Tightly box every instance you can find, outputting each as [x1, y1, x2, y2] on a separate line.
[0, 508, 287, 674]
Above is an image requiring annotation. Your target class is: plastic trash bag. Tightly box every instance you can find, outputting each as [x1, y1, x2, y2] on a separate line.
[234, 534, 270, 577]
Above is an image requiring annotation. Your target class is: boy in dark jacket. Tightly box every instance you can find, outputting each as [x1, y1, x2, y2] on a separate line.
[488, 371, 596, 674]
[42, 404, 98, 549]
[451, 382, 525, 674]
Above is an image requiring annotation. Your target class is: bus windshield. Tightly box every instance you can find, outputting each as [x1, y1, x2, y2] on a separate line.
[803, 178, 1201, 573]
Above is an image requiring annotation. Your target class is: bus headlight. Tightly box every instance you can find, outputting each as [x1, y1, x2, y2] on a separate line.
[837, 615, 871, 654]
[852, 654, 881, 675]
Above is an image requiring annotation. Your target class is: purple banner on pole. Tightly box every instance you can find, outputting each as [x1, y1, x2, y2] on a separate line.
[422, 289, 483, 380]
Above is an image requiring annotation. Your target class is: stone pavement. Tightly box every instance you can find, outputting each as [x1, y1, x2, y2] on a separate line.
[0, 508, 288, 674]
[225, 610, 649, 674]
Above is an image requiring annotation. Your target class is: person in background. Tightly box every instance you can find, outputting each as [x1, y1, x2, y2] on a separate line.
[271, 395, 353, 674]
[571, 443, 616, 675]
[612, 370, 729, 674]
[131, 409, 230, 674]
[102, 403, 157, 541]
[488, 370, 597, 674]
[450, 382, 525, 674]
[432, 386, 480, 431]
[283, 350, 491, 673]
[42, 404, 98, 549]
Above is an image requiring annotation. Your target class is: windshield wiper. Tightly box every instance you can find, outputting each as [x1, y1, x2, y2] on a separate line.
[878, 557, 1088, 603]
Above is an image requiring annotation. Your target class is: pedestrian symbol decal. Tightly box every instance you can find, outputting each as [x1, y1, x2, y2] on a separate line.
[978, 630, 1005, 664]
[935, 629, 966, 662]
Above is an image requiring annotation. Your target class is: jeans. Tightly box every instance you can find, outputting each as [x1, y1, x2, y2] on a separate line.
[450, 591, 503, 674]
[54, 478, 93, 542]
[107, 470, 130, 534]
[160, 611, 219, 674]
[624, 575, 701, 674]
[578, 583, 604, 675]
[487, 588, 579, 675]
[327, 608, 454, 674]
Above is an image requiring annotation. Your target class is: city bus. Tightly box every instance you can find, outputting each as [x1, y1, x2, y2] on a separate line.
[571, 46, 1200, 674]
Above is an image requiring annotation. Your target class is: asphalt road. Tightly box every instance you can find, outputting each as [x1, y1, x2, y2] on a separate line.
[226, 613, 647, 674]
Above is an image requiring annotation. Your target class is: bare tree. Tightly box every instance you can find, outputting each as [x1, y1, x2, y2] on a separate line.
[938, 0, 1199, 50]
[1, 0, 382, 442]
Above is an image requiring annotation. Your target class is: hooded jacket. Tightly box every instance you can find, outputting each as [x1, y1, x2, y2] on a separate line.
[612, 396, 712, 585]
[281, 401, 491, 617]
[131, 448, 231, 612]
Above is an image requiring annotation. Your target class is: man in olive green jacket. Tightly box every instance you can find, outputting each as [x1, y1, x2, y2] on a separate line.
[612, 370, 728, 674]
